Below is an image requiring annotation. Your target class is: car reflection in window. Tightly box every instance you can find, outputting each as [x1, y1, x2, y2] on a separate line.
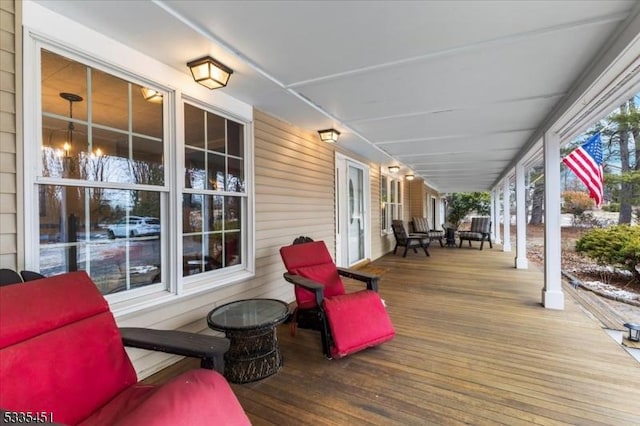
[107, 216, 161, 239]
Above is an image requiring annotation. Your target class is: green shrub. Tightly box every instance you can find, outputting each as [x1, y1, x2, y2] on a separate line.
[602, 203, 620, 212]
[575, 225, 640, 282]
[446, 192, 490, 228]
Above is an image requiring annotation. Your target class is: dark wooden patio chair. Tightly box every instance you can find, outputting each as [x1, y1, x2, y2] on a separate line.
[411, 216, 445, 247]
[391, 220, 430, 257]
[458, 217, 492, 250]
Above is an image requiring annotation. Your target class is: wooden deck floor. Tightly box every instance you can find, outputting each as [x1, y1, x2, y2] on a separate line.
[148, 245, 640, 425]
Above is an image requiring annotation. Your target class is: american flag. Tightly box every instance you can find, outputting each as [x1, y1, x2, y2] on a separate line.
[562, 133, 604, 206]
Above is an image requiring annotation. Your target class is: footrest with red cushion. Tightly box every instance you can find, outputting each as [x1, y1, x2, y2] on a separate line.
[323, 290, 395, 358]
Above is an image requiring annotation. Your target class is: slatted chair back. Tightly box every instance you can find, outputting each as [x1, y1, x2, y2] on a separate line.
[391, 220, 409, 245]
[470, 217, 491, 233]
[458, 217, 493, 250]
[412, 217, 429, 233]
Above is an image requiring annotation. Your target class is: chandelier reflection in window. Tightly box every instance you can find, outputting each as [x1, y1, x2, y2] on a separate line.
[59, 92, 83, 175]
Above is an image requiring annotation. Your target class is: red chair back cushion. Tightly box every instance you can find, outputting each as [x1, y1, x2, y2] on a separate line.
[280, 241, 346, 308]
[324, 290, 395, 358]
[0, 272, 137, 425]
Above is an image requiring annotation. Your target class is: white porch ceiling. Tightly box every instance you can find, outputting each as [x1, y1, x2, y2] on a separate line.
[36, 0, 640, 192]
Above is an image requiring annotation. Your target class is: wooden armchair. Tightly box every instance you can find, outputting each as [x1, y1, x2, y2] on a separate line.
[391, 220, 430, 257]
[411, 216, 445, 247]
[458, 217, 492, 250]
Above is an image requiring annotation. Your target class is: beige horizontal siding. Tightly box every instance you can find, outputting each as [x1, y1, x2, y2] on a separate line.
[254, 111, 335, 237]
[124, 109, 340, 378]
[0, 0, 18, 269]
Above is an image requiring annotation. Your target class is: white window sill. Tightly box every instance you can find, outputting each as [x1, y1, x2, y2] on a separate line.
[110, 268, 255, 319]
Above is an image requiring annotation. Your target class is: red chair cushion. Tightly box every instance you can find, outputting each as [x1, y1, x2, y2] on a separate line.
[280, 241, 346, 308]
[79, 369, 250, 426]
[324, 290, 395, 358]
[0, 272, 250, 426]
[0, 272, 137, 425]
[280, 241, 335, 270]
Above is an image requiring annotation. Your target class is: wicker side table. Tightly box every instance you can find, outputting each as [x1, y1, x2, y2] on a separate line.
[207, 299, 289, 383]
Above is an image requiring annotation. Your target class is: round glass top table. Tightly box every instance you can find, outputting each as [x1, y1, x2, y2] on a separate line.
[207, 299, 289, 383]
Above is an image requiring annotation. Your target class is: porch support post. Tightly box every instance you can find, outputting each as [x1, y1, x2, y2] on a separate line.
[515, 161, 528, 269]
[542, 131, 564, 309]
[490, 190, 496, 242]
[502, 178, 511, 252]
[494, 187, 501, 244]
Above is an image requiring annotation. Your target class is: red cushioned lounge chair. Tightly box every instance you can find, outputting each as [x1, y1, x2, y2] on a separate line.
[0, 271, 250, 425]
[279, 238, 395, 359]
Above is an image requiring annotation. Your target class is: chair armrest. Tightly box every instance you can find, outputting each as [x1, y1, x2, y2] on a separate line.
[283, 272, 324, 307]
[120, 327, 230, 373]
[336, 267, 379, 292]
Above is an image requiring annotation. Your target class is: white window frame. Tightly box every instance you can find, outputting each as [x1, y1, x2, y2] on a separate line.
[180, 98, 252, 294]
[380, 169, 403, 234]
[22, 3, 255, 315]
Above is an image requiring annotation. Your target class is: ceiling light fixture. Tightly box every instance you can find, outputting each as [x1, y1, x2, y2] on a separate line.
[318, 128, 340, 144]
[140, 87, 163, 103]
[405, 174, 415, 181]
[187, 56, 233, 90]
[388, 165, 400, 173]
[59, 92, 83, 174]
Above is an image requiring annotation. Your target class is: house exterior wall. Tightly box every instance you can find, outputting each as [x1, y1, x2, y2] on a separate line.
[405, 178, 441, 227]
[0, 0, 21, 270]
[368, 164, 391, 259]
[122, 109, 344, 377]
[424, 184, 442, 227]
[7, 1, 431, 378]
[124, 112, 402, 377]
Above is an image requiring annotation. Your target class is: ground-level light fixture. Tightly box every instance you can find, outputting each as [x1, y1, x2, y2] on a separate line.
[388, 165, 400, 173]
[624, 322, 640, 342]
[318, 128, 340, 144]
[187, 56, 233, 90]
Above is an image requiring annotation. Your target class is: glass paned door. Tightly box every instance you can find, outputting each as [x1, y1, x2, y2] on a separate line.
[348, 164, 365, 264]
[335, 154, 369, 267]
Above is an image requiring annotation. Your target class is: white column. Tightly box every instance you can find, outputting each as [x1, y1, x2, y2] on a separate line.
[502, 178, 511, 252]
[515, 161, 528, 269]
[490, 191, 496, 241]
[494, 188, 501, 244]
[543, 131, 564, 309]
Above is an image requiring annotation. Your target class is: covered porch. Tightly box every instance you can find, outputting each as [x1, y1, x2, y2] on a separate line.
[148, 245, 640, 425]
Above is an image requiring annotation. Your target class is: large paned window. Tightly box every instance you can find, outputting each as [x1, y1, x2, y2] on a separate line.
[35, 47, 251, 300]
[182, 103, 245, 276]
[381, 174, 403, 233]
[38, 50, 166, 295]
